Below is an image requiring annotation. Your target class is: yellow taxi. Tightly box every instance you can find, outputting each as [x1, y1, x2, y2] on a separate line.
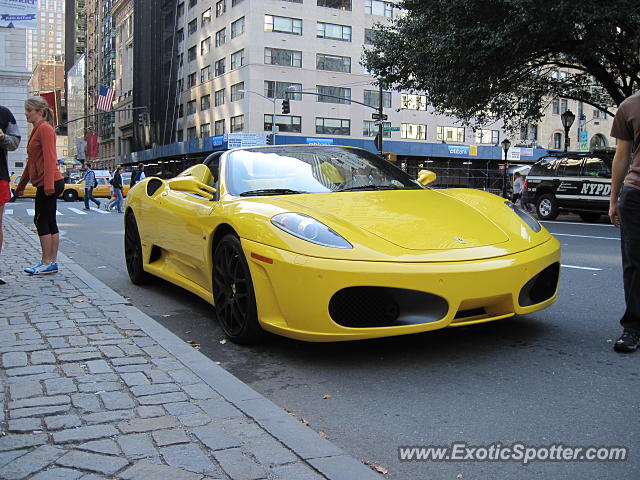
[61, 176, 112, 202]
[121, 172, 131, 197]
[9, 174, 38, 200]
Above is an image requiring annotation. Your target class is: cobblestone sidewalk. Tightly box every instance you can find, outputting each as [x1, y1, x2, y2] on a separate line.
[0, 217, 380, 480]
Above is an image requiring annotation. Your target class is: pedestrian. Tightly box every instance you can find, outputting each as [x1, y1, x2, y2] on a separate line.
[129, 162, 145, 188]
[81, 161, 101, 210]
[14, 96, 64, 275]
[511, 171, 524, 204]
[108, 165, 124, 213]
[0, 105, 21, 284]
[520, 175, 533, 212]
[610, 91, 640, 352]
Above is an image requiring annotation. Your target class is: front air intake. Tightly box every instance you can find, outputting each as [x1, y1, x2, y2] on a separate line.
[518, 262, 560, 307]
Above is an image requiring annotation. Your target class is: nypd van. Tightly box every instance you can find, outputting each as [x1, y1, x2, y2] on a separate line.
[526, 152, 612, 222]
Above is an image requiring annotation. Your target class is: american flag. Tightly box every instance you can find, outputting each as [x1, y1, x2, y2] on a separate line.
[96, 86, 115, 111]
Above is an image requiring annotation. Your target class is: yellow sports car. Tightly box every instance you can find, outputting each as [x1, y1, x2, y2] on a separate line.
[124, 145, 560, 343]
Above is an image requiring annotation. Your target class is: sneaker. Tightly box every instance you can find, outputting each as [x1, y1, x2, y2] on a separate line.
[24, 262, 44, 274]
[613, 329, 640, 353]
[0, 274, 5, 285]
[31, 262, 58, 275]
[83, 207, 90, 210]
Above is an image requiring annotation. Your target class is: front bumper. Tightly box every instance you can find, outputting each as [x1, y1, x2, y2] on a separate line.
[243, 237, 560, 342]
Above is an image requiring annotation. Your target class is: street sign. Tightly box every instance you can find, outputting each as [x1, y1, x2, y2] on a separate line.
[383, 126, 400, 132]
[371, 113, 388, 120]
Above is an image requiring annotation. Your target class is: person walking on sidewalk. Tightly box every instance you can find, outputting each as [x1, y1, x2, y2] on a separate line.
[107, 165, 124, 213]
[82, 161, 101, 210]
[610, 90, 640, 353]
[0, 105, 21, 284]
[15, 96, 64, 275]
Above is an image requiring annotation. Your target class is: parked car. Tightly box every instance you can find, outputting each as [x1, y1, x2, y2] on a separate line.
[526, 151, 613, 222]
[61, 175, 112, 201]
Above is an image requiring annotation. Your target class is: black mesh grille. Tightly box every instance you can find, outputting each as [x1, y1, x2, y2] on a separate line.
[518, 262, 560, 307]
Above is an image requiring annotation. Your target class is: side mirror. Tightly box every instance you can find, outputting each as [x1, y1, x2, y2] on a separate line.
[417, 169, 436, 186]
[168, 177, 217, 200]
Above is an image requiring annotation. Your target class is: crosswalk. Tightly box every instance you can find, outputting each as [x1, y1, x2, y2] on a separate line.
[5, 205, 119, 216]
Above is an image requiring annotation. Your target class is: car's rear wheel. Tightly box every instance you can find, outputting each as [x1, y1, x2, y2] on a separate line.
[579, 212, 601, 223]
[536, 193, 558, 221]
[63, 189, 78, 202]
[124, 212, 151, 285]
[213, 234, 263, 344]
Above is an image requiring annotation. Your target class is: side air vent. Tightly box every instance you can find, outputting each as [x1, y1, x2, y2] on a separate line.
[146, 178, 163, 196]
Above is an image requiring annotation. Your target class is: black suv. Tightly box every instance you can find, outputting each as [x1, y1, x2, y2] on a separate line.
[526, 151, 612, 222]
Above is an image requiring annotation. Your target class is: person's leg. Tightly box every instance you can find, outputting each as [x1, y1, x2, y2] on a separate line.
[84, 188, 90, 209]
[92, 187, 101, 207]
[0, 205, 4, 285]
[116, 189, 123, 212]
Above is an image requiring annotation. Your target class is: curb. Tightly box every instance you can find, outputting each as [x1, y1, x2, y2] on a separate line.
[6, 215, 381, 480]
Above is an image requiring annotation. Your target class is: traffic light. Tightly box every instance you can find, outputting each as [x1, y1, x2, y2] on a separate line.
[266, 133, 273, 145]
[281, 98, 290, 114]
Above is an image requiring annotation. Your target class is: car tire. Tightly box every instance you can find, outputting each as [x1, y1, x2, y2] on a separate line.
[213, 234, 263, 344]
[536, 193, 559, 221]
[124, 212, 151, 285]
[62, 189, 78, 202]
[579, 212, 601, 223]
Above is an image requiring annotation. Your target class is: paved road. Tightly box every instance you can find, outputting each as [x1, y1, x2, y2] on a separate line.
[6, 198, 639, 479]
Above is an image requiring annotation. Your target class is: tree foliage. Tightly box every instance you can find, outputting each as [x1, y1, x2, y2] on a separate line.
[362, 0, 640, 130]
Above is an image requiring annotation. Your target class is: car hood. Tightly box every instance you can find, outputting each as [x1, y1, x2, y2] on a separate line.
[276, 190, 509, 250]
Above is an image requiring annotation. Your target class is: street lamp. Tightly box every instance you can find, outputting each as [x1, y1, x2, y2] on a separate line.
[501, 138, 511, 199]
[560, 109, 575, 152]
[238, 89, 277, 144]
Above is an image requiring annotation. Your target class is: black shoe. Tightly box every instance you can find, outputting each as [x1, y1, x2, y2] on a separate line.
[614, 329, 640, 353]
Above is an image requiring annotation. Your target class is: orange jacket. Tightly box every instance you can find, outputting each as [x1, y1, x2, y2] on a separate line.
[17, 120, 62, 196]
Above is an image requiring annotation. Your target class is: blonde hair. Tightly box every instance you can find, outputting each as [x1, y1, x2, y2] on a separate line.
[25, 96, 54, 125]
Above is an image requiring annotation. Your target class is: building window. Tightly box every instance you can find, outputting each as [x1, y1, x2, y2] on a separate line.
[215, 119, 225, 135]
[231, 115, 244, 132]
[264, 114, 302, 133]
[201, 8, 211, 26]
[400, 93, 426, 110]
[436, 126, 465, 142]
[231, 17, 245, 38]
[317, 85, 351, 104]
[231, 82, 245, 101]
[264, 81, 302, 100]
[201, 37, 210, 55]
[187, 126, 197, 139]
[265, 15, 303, 35]
[216, 0, 226, 17]
[215, 27, 226, 47]
[401, 123, 426, 140]
[363, 120, 391, 137]
[187, 46, 197, 62]
[201, 94, 210, 110]
[200, 65, 211, 83]
[188, 19, 197, 36]
[316, 53, 350, 73]
[189, 0, 197, 8]
[232, 0, 244, 5]
[317, 22, 351, 41]
[176, 29, 184, 42]
[364, 28, 376, 45]
[201, 122, 210, 137]
[552, 99, 560, 115]
[187, 72, 197, 88]
[214, 57, 225, 76]
[317, 0, 351, 11]
[475, 129, 499, 144]
[187, 100, 196, 114]
[553, 132, 562, 149]
[177, 2, 185, 19]
[265, 47, 302, 67]
[231, 49, 244, 69]
[215, 88, 225, 106]
[365, 0, 393, 17]
[560, 99, 568, 114]
[316, 117, 350, 135]
[364, 90, 391, 108]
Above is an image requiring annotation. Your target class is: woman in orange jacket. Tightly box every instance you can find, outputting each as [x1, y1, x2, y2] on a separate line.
[15, 96, 64, 275]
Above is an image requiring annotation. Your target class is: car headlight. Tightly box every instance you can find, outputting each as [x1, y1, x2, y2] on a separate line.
[271, 213, 352, 249]
[505, 201, 542, 232]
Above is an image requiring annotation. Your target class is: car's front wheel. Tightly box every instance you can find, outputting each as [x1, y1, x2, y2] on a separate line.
[62, 189, 78, 202]
[213, 234, 263, 344]
[536, 193, 559, 221]
[124, 212, 151, 285]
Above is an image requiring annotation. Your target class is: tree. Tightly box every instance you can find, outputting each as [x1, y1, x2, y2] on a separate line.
[362, 0, 640, 130]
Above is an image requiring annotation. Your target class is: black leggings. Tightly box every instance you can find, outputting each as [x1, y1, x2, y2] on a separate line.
[34, 179, 65, 236]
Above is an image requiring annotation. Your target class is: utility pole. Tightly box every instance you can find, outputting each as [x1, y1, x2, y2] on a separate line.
[377, 83, 384, 155]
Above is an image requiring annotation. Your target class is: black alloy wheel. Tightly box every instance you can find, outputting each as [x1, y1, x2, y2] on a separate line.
[63, 189, 78, 202]
[124, 212, 150, 285]
[213, 234, 262, 344]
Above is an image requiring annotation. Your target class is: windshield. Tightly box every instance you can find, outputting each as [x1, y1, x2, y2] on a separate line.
[226, 146, 422, 196]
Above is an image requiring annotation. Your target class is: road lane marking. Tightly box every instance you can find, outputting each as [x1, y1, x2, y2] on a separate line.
[552, 233, 619, 240]
[561, 264, 602, 271]
[56, 210, 63, 216]
[68, 208, 88, 215]
[542, 220, 615, 227]
[90, 206, 109, 214]
[27, 208, 34, 216]
[4, 209, 12, 215]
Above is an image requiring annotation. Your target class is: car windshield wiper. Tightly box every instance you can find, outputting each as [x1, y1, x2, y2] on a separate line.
[337, 185, 403, 192]
[239, 188, 309, 196]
